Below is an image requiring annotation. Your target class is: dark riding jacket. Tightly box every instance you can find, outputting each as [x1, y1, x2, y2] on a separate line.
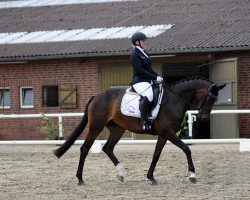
[130, 47, 159, 85]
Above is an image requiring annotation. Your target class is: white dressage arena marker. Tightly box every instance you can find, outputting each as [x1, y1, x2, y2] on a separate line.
[239, 139, 250, 152]
[91, 140, 102, 153]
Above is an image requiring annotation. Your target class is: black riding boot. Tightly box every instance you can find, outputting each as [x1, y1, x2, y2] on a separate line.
[139, 96, 152, 130]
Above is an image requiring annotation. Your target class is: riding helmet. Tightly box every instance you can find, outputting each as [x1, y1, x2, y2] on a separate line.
[131, 32, 148, 45]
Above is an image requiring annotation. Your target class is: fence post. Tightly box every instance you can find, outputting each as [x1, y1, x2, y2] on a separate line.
[188, 114, 196, 138]
[58, 115, 63, 139]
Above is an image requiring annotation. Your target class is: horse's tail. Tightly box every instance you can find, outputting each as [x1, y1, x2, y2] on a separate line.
[53, 96, 95, 159]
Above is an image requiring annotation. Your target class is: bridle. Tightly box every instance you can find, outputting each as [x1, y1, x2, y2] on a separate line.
[194, 84, 218, 114]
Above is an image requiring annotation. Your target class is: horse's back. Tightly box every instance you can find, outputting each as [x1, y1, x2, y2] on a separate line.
[99, 88, 125, 102]
[88, 88, 126, 118]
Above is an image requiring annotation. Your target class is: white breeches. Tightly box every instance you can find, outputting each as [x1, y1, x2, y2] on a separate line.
[133, 82, 153, 102]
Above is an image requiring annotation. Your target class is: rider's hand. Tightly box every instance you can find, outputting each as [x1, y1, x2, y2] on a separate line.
[156, 76, 163, 83]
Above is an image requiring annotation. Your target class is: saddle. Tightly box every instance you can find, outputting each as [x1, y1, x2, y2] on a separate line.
[129, 84, 160, 111]
[120, 84, 164, 119]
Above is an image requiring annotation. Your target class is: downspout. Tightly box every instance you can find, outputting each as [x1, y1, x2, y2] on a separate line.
[2, 75, 5, 114]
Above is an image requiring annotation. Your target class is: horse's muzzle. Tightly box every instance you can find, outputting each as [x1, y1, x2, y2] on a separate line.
[197, 113, 210, 121]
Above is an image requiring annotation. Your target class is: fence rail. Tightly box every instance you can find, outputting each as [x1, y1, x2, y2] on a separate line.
[0, 111, 249, 152]
[0, 113, 84, 138]
[1, 109, 250, 139]
[187, 109, 250, 138]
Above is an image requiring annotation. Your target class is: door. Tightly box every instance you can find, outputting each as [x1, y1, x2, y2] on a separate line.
[209, 58, 238, 138]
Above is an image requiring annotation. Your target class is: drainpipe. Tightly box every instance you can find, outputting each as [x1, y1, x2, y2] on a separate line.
[2, 75, 6, 114]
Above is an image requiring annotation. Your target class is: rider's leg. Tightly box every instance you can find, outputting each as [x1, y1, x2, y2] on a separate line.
[133, 82, 153, 130]
[139, 96, 152, 130]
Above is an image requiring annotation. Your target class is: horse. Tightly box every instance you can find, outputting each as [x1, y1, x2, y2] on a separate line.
[54, 76, 225, 186]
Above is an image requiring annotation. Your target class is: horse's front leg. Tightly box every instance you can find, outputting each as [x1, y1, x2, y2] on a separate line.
[168, 134, 196, 183]
[147, 136, 167, 185]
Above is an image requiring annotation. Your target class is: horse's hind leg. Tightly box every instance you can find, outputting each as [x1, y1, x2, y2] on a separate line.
[76, 121, 105, 185]
[103, 124, 125, 182]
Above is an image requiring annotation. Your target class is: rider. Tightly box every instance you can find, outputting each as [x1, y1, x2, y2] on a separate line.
[130, 32, 163, 130]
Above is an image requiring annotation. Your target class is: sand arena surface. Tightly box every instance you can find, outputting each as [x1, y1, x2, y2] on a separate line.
[0, 143, 249, 200]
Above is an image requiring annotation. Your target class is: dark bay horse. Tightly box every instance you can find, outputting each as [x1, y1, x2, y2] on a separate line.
[54, 77, 225, 185]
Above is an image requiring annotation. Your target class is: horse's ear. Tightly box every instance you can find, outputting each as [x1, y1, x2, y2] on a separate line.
[217, 84, 226, 91]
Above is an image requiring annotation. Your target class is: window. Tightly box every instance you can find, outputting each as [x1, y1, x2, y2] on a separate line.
[42, 85, 77, 108]
[20, 87, 34, 108]
[42, 86, 59, 107]
[0, 88, 10, 109]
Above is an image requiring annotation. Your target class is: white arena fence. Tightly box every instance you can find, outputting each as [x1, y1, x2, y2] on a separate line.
[187, 109, 250, 138]
[0, 112, 84, 139]
[0, 111, 249, 152]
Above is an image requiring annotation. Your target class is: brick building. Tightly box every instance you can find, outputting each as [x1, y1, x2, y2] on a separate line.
[0, 0, 249, 139]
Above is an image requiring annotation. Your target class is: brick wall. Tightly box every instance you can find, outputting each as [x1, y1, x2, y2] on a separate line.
[0, 58, 99, 140]
[236, 52, 250, 138]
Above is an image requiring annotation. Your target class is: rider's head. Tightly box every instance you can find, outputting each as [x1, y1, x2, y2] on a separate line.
[131, 32, 148, 48]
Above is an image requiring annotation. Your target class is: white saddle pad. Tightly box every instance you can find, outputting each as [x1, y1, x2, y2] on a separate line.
[120, 87, 164, 119]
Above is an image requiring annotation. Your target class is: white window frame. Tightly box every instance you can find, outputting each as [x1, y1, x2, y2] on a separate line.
[0, 87, 10, 109]
[20, 86, 34, 108]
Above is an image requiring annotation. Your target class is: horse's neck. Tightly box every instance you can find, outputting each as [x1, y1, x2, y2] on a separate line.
[171, 83, 196, 99]
[169, 80, 208, 103]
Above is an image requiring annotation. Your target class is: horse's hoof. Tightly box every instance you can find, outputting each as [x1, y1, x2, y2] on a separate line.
[189, 177, 197, 183]
[150, 178, 158, 186]
[78, 180, 85, 186]
[189, 172, 197, 183]
[189, 177, 196, 183]
[117, 175, 124, 182]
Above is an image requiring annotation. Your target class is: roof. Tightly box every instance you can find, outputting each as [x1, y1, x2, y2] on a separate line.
[0, 0, 249, 61]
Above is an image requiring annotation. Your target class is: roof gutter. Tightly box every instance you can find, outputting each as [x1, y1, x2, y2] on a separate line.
[150, 45, 250, 55]
[0, 51, 134, 63]
[0, 46, 249, 63]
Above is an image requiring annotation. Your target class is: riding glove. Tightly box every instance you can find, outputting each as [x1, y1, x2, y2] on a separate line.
[156, 76, 164, 83]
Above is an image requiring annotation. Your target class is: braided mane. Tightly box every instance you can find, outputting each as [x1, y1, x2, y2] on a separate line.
[166, 76, 213, 87]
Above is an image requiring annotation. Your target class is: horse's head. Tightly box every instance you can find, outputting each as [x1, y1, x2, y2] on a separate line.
[167, 77, 226, 121]
[195, 83, 226, 121]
